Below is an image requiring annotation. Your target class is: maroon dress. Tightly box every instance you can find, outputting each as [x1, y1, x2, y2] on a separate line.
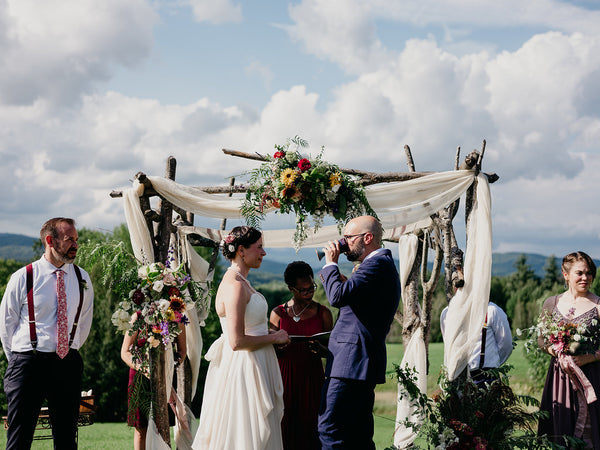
[538, 296, 600, 448]
[276, 303, 327, 450]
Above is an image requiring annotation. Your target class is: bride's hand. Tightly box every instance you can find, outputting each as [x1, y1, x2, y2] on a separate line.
[271, 329, 290, 345]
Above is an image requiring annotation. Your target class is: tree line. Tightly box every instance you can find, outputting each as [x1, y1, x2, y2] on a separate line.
[0, 227, 597, 420]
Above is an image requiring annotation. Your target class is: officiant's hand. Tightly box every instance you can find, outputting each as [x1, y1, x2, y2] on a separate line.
[308, 340, 328, 357]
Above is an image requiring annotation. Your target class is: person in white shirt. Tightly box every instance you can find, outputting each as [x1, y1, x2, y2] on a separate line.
[0, 218, 94, 450]
[440, 301, 513, 382]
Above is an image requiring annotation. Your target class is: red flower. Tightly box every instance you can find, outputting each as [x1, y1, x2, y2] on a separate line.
[132, 289, 145, 305]
[273, 150, 285, 159]
[297, 158, 311, 172]
[168, 286, 181, 298]
[136, 337, 147, 347]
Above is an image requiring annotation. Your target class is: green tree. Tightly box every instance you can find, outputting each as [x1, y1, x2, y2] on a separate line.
[541, 255, 562, 291]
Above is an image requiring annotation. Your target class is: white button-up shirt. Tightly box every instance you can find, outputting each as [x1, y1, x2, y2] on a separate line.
[440, 301, 513, 370]
[0, 256, 94, 360]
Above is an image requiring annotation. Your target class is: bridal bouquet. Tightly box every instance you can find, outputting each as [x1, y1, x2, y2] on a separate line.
[241, 136, 376, 249]
[111, 261, 195, 371]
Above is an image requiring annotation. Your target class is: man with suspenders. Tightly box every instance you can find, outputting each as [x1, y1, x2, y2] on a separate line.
[0, 218, 94, 449]
[440, 300, 513, 383]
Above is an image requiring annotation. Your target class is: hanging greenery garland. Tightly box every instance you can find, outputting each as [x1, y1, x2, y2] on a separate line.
[241, 136, 376, 249]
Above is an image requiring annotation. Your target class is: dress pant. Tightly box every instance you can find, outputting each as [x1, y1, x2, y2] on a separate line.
[4, 349, 83, 450]
[318, 377, 376, 450]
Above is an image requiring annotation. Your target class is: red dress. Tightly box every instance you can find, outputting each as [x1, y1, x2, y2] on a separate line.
[276, 304, 327, 450]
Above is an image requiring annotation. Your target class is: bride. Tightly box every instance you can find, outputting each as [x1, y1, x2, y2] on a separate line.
[192, 226, 290, 450]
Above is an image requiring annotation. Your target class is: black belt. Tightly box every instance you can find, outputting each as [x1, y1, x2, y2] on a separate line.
[13, 349, 75, 358]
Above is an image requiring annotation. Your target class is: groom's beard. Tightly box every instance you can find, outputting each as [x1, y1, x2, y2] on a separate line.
[345, 241, 365, 262]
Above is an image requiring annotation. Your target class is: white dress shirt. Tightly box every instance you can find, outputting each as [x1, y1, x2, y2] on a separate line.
[440, 301, 513, 370]
[0, 256, 94, 360]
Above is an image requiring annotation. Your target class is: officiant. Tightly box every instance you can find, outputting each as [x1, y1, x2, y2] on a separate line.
[270, 261, 333, 450]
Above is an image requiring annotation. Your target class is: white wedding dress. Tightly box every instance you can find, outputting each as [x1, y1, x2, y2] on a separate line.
[192, 291, 284, 450]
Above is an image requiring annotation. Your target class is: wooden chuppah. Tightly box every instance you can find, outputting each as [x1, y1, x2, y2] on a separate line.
[110, 141, 497, 445]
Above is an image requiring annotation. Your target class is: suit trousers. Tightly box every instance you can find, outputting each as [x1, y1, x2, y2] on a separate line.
[318, 377, 376, 450]
[4, 349, 83, 450]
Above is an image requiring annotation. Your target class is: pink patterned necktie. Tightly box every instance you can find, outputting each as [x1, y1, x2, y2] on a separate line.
[55, 270, 69, 359]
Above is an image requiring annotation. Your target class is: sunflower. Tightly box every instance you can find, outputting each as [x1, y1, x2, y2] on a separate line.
[281, 168, 297, 186]
[329, 172, 342, 188]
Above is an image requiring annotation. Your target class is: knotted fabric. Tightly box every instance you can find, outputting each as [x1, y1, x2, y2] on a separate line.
[55, 270, 69, 359]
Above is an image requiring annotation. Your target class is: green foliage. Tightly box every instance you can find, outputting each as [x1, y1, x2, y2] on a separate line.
[395, 365, 568, 449]
[75, 229, 139, 422]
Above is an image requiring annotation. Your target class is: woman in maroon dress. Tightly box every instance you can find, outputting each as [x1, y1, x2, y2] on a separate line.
[270, 261, 333, 450]
[538, 251, 600, 448]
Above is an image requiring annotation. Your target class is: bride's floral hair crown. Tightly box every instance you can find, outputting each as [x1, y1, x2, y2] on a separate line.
[220, 226, 262, 260]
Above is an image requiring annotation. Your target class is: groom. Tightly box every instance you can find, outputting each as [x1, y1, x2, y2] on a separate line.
[318, 215, 401, 449]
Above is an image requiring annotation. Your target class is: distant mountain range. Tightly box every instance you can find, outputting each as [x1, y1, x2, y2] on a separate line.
[0, 233, 38, 262]
[1, 232, 592, 279]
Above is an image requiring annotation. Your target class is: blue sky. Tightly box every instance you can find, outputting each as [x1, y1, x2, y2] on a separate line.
[1, 0, 600, 261]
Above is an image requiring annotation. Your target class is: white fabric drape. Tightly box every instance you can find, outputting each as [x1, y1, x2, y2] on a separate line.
[443, 174, 492, 380]
[146, 171, 475, 234]
[393, 234, 427, 449]
[124, 180, 155, 263]
[393, 327, 427, 449]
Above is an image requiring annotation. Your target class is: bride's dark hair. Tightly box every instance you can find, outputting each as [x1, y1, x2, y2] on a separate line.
[221, 226, 262, 260]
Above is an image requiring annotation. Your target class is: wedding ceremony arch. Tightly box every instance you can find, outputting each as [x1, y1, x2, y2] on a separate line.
[110, 140, 497, 449]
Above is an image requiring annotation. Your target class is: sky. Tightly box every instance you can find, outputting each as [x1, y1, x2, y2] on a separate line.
[1, 0, 600, 261]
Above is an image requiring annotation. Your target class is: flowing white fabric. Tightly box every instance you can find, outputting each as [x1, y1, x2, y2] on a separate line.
[124, 180, 155, 263]
[393, 234, 427, 449]
[394, 327, 427, 449]
[180, 219, 432, 250]
[443, 174, 492, 380]
[398, 234, 420, 313]
[146, 171, 475, 233]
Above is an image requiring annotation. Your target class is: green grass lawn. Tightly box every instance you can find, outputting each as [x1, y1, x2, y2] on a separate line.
[0, 342, 538, 449]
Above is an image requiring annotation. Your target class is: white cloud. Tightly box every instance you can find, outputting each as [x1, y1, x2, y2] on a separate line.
[0, 0, 157, 106]
[285, 0, 391, 74]
[189, 0, 242, 24]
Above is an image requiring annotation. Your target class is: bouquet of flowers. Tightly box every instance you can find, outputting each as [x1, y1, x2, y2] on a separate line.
[527, 310, 600, 356]
[111, 261, 197, 372]
[241, 136, 376, 249]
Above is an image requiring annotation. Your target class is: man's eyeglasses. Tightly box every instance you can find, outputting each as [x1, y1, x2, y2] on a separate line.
[289, 283, 317, 295]
[343, 232, 367, 241]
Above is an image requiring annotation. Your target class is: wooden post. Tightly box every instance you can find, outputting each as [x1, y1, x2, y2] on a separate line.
[150, 156, 177, 445]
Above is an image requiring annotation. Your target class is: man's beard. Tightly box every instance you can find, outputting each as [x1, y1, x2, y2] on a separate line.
[345, 241, 365, 262]
[54, 246, 76, 264]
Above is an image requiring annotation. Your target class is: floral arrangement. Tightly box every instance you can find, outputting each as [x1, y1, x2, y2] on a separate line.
[241, 136, 376, 249]
[521, 310, 600, 357]
[394, 365, 554, 449]
[111, 260, 198, 372]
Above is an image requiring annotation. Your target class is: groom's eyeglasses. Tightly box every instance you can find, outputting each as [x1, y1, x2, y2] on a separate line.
[343, 232, 367, 241]
[289, 283, 317, 295]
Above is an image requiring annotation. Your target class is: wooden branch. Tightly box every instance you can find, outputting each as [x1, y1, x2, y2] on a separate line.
[110, 148, 498, 198]
[404, 145, 416, 172]
[187, 233, 219, 248]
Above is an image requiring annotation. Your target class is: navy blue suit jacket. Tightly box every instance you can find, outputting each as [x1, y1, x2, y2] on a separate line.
[319, 249, 400, 384]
